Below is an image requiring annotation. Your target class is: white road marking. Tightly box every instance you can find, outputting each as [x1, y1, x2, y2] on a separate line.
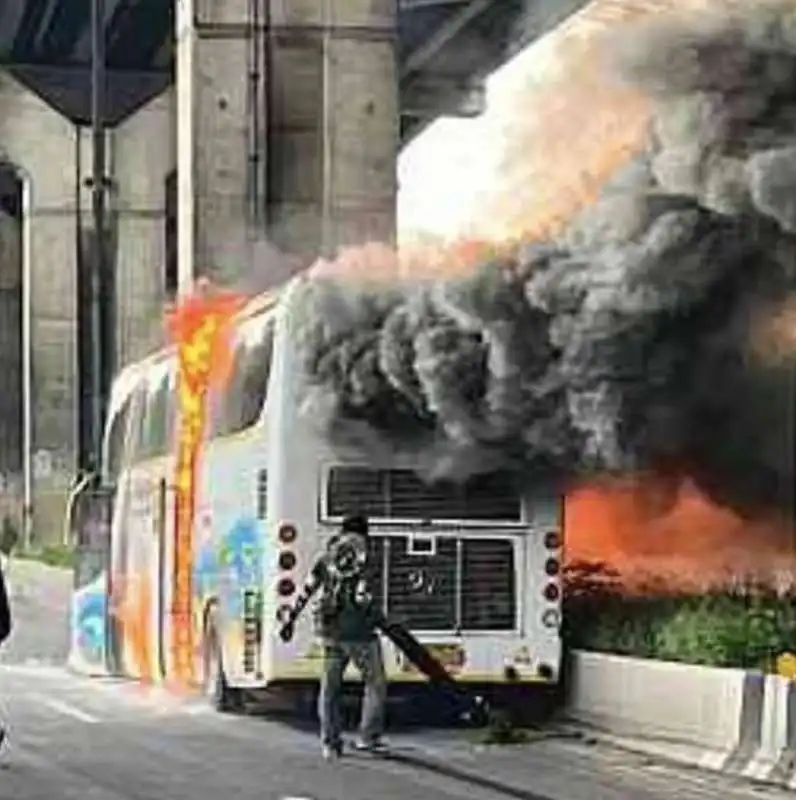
[33, 696, 100, 723]
[0, 663, 70, 676]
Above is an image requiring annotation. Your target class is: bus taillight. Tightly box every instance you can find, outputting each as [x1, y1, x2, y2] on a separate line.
[277, 577, 296, 597]
[278, 523, 297, 544]
[542, 609, 560, 629]
[544, 557, 560, 576]
[543, 531, 560, 550]
[278, 551, 296, 571]
[543, 582, 560, 602]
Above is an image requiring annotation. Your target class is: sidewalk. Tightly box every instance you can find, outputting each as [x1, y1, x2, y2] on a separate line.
[389, 728, 791, 800]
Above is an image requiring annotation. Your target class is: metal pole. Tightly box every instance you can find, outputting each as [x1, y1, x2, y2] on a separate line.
[321, 0, 332, 258]
[90, 0, 107, 474]
[20, 173, 32, 551]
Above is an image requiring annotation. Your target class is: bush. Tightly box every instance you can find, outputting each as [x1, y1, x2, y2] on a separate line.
[15, 543, 76, 569]
[563, 561, 796, 672]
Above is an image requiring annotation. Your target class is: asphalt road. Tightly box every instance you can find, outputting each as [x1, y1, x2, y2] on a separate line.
[0, 664, 789, 800]
[0, 561, 790, 800]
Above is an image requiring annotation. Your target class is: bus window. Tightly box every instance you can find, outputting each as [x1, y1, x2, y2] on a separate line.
[141, 372, 170, 460]
[102, 393, 134, 485]
[238, 317, 274, 431]
[211, 316, 274, 437]
[208, 339, 246, 439]
[128, 385, 150, 464]
[164, 361, 177, 450]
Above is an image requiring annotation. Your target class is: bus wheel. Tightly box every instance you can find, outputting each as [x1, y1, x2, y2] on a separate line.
[202, 609, 242, 713]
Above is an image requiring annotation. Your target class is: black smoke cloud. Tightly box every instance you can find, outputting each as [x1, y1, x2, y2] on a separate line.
[291, 3, 796, 515]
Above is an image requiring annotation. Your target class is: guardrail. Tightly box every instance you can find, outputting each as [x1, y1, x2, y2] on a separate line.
[566, 650, 796, 789]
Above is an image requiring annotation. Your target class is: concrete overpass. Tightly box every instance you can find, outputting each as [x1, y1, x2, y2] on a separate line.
[0, 0, 587, 541]
[0, 0, 586, 141]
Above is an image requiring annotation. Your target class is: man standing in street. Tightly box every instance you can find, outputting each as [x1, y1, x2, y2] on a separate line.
[316, 514, 387, 759]
[282, 513, 387, 760]
[279, 514, 387, 759]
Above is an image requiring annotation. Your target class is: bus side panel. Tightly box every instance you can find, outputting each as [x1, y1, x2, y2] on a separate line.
[70, 568, 110, 675]
[153, 459, 175, 682]
[194, 431, 268, 687]
[68, 487, 113, 676]
[107, 459, 135, 675]
[264, 410, 326, 681]
[115, 463, 164, 683]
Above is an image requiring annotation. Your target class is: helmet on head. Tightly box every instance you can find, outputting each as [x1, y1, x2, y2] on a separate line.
[326, 513, 369, 580]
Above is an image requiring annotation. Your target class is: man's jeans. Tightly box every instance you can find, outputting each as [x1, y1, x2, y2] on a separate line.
[318, 638, 386, 748]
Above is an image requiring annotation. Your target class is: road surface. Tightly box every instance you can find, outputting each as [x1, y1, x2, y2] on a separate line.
[0, 664, 788, 800]
[0, 558, 71, 666]
[0, 561, 789, 800]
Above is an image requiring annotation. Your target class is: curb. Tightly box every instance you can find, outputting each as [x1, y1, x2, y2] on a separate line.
[557, 722, 782, 793]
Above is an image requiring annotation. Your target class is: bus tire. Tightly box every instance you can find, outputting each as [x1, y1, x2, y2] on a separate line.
[202, 607, 242, 713]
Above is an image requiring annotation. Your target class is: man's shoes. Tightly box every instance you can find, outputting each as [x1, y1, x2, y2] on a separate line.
[322, 740, 343, 760]
[353, 737, 387, 753]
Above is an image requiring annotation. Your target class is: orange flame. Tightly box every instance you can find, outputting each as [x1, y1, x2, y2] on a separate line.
[565, 479, 796, 594]
[166, 281, 246, 685]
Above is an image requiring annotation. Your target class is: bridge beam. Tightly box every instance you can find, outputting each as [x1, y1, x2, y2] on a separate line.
[175, 0, 399, 290]
[401, 0, 492, 79]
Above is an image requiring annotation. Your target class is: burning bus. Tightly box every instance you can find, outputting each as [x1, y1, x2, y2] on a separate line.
[67, 277, 565, 710]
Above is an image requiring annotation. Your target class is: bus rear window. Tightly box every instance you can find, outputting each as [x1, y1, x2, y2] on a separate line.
[324, 468, 521, 522]
[210, 316, 274, 438]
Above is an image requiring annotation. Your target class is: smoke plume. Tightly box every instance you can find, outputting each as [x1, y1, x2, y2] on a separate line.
[292, 3, 796, 516]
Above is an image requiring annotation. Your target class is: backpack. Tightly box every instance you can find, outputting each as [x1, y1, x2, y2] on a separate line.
[312, 534, 376, 639]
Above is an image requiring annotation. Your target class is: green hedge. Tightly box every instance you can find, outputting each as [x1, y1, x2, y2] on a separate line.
[14, 543, 76, 569]
[563, 561, 796, 672]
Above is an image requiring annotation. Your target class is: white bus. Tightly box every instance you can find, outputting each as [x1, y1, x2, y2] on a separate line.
[68, 277, 564, 711]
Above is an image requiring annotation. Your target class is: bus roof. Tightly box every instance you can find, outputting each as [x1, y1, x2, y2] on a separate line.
[236, 286, 282, 321]
[111, 284, 285, 385]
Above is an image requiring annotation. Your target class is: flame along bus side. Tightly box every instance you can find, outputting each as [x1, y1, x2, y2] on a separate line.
[68, 276, 564, 707]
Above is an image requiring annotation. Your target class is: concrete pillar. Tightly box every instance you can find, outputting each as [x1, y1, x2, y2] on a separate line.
[175, 0, 398, 290]
[113, 88, 176, 364]
[0, 71, 79, 541]
[0, 74, 177, 544]
[0, 205, 21, 485]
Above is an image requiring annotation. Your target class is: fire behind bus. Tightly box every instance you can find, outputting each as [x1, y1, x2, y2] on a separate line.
[67, 277, 564, 712]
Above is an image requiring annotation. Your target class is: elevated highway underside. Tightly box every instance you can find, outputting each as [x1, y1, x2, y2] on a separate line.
[0, 0, 587, 142]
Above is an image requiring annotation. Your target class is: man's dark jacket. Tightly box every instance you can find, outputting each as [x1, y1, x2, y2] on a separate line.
[0, 561, 11, 644]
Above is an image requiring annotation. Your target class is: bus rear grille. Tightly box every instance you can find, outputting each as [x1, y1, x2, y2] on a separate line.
[366, 536, 516, 632]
